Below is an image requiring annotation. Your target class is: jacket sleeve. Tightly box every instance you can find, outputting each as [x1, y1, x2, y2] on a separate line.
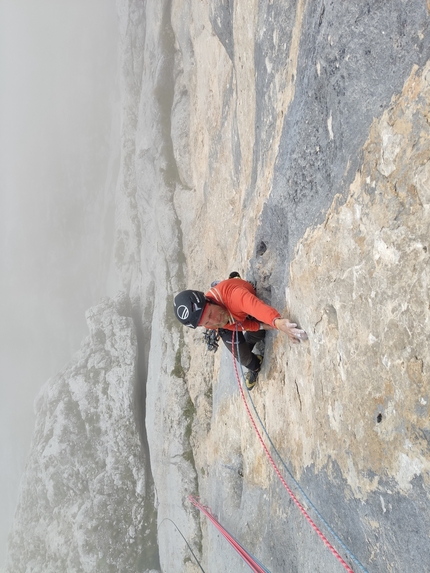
[231, 286, 281, 327]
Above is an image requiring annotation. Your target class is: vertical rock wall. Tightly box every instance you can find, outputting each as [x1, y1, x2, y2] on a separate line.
[8, 1, 430, 572]
[6, 294, 154, 572]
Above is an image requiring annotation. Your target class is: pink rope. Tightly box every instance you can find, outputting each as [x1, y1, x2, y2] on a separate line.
[231, 331, 355, 573]
[189, 496, 269, 573]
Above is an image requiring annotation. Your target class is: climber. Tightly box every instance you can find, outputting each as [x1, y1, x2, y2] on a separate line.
[173, 274, 307, 390]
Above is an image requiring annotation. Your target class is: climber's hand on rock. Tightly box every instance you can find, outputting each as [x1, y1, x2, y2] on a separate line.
[274, 318, 308, 343]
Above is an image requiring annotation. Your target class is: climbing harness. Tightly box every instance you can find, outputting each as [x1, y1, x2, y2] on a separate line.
[231, 328, 370, 573]
[189, 496, 272, 573]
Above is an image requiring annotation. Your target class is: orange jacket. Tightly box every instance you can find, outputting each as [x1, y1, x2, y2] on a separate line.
[205, 278, 281, 331]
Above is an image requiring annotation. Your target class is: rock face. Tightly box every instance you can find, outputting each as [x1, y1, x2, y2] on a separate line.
[114, 1, 430, 573]
[288, 63, 430, 493]
[7, 1, 430, 572]
[261, 62, 430, 573]
[6, 294, 157, 573]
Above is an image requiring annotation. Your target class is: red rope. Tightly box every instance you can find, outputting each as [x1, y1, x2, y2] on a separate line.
[189, 496, 269, 573]
[231, 331, 355, 573]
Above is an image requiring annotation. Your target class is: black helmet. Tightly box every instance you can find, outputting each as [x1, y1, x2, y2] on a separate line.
[174, 290, 207, 328]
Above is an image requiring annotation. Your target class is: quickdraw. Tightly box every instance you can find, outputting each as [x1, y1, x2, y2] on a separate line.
[203, 328, 220, 352]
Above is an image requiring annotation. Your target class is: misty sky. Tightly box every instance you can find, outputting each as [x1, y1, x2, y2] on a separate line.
[0, 0, 120, 565]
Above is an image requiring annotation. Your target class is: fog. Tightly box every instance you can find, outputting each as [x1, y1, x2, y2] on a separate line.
[0, 0, 120, 565]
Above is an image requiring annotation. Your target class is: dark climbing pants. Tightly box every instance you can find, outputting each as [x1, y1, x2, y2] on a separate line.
[218, 328, 265, 371]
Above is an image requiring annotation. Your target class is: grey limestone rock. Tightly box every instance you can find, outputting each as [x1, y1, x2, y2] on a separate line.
[6, 293, 155, 573]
